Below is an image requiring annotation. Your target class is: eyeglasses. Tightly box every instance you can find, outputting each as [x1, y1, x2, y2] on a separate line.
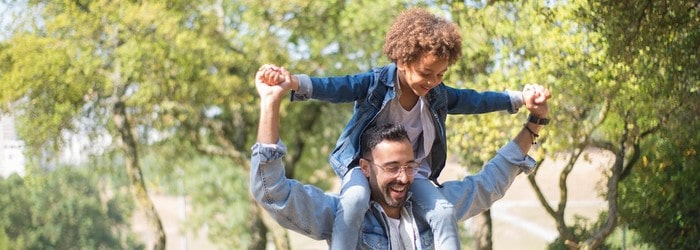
[367, 160, 419, 177]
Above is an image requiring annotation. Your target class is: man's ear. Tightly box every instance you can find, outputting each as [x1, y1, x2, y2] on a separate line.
[359, 158, 371, 177]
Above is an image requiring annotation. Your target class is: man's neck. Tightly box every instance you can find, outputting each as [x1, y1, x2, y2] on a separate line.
[381, 203, 402, 219]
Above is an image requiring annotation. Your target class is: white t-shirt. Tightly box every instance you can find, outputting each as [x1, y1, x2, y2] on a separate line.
[386, 208, 421, 249]
[387, 217, 403, 248]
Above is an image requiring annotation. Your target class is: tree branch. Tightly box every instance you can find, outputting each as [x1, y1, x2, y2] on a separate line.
[527, 163, 557, 218]
[581, 114, 632, 249]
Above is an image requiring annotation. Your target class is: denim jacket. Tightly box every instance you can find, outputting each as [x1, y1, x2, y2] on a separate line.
[292, 63, 523, 183]
[250, 139, 536, 249]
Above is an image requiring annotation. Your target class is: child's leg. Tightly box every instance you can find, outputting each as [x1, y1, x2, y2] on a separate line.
[410, 179, 461, 250]
[331, 167, 370, 249]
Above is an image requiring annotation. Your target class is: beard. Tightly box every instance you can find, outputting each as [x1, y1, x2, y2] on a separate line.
[381, 181, 409, 208]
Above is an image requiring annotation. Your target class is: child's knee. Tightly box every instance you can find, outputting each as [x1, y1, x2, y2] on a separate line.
[340, 188, 370, 209]
[343, 183, 369, 197]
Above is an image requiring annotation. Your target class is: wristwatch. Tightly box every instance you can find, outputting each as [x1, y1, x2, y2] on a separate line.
[528, 114, 550, 125]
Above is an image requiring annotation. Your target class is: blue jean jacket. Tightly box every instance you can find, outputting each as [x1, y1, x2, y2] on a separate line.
[250, 139, 536, 249]
[292, 63, 523, 183]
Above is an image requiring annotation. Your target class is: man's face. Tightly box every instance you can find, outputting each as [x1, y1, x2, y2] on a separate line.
[361, 139, 415, 218]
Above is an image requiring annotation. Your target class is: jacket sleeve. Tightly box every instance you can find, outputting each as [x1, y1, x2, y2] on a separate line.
[439, 140, 536, 221]
[444, 85, 523, 114]
[290, 70, 375, 103]
[250, 140, 337, 240]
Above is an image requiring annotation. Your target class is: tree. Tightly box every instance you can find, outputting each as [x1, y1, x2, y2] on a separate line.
[0, 1, 230, 248]
[442, 1, 608, 248]
[1, 1, 413, 249]
[441, 0, 621, 248]
[144, 1, 413, 248]
[140, 1, 393, 248]
[8, 1, 693, 249]
[588, 0, 700, 248]
[442, 0, 698, 249]
[0, 168, 141, 249]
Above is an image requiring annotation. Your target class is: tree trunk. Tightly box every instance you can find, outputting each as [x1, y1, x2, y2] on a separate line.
[246, 198, 290, 250]
[528, 149, 583, 247]
[473, 210, 493, 250]
[579, 122, 631, 249]
[113, 101, 166, 250]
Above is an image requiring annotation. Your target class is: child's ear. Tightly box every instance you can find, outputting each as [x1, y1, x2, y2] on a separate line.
[396, 61, 406, 72]
[359, 158, 371, 177]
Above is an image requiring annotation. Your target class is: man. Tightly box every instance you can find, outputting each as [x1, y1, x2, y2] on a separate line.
[250, 69, 550, 249]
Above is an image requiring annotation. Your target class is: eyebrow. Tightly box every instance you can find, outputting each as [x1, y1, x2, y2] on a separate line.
[380, 159, 418, 165]
[420, 67, 448, 74]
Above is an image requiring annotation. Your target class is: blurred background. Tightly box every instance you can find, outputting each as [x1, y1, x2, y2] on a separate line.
[0, 0, 697, 249]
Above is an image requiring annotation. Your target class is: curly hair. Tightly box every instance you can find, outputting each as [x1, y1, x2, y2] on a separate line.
[383, 8, 462, 66]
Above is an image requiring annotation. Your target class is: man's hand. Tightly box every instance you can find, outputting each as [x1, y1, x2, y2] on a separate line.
[254, 66, 293, 144]
[255, 65, 293, 103]
[258, 64, 287, 86]
[514, 84, 552, 151]
[522, 84, 551, 118]
[256, 64, 300, 91]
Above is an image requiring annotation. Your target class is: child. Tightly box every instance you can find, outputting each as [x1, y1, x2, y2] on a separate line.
[259, 8, 538, 249]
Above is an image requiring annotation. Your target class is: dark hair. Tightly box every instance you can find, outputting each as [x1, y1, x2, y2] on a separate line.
[360, 123, 409, 159]
[383, 8, 462, 65]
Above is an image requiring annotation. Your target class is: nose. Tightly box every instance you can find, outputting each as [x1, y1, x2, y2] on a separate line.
[396, 169, 412, 183]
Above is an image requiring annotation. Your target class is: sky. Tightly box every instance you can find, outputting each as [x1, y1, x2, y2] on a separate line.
[0, 1, 28, 41]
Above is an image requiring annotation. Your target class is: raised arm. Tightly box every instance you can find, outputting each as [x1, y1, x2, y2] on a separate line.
[442, 83, 551, 220]
[250, 67, 337, 240]
[254, 66, 291, 143]
[514, 83, 550, 152]
[257, 63, 378, 103]
[444, 85, 523, 114]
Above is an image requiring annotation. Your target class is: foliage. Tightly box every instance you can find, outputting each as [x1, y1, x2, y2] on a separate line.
[442, 3, 610, 246]
[1, 0, 265, 248]
[0, 168, 141, 249]
[589, 0, 700, 248]
[444, 0, 608, 167]
[444, 0, 698, 248]
[141, 141, 251, 247]
[1, 0, 697, 248]
[0, 1, 241, 247]
[250, 0, 409, 188]
[619, 126, 700, 249]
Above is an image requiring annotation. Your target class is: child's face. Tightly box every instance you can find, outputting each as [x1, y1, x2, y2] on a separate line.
[398, 54, 449, 97]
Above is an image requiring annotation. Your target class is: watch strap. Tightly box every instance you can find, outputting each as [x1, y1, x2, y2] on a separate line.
[528, 114, 550, 125]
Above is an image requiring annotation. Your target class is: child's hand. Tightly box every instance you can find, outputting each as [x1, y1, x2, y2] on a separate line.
[257, 64, 288, 86]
